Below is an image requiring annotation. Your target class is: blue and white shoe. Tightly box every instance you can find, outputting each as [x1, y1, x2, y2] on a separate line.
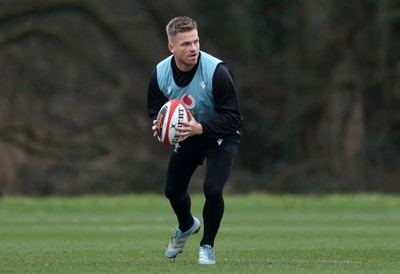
[165, 217, 201, 259]
[198, 244, 216, 265]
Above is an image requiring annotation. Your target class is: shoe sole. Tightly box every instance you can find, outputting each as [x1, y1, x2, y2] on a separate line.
[166, 251, 182, 260]
[198, 260, 216, 265]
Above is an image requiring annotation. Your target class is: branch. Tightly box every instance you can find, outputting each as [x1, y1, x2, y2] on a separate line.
[0, 123, 109, 158]
[0, 0, 148, 67]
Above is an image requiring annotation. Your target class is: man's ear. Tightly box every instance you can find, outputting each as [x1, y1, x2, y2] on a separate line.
[168, 43, 174, 54]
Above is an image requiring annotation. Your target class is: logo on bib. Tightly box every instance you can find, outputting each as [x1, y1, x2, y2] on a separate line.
[181, 94, 195, 109]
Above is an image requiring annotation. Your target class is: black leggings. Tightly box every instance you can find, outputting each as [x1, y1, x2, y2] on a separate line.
[164, 141, 236, 247]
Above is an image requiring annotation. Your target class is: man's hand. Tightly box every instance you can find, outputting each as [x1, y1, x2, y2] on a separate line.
[176, 111, 203, 142]
[151, 120, 161, 141]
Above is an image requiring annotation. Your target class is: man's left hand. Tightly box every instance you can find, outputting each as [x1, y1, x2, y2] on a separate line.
[175, 111, 203, 142]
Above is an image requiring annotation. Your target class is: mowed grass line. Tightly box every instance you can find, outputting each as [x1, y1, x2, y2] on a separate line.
[0, 194, 400, 273]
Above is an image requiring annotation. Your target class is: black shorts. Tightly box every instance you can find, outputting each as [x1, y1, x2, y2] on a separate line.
[171, 135, 240, 165]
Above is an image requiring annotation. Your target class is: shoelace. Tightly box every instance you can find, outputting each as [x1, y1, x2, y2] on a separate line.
[170, 229, 185, 247]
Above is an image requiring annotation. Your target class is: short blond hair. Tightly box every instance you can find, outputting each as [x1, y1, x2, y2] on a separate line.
[166, 16, 197, 43]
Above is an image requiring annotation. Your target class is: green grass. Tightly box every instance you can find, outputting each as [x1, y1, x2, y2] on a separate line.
[1, 194, 400, 273]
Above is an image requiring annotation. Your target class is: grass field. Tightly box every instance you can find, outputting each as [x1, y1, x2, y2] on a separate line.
[1, 194, 400, 273]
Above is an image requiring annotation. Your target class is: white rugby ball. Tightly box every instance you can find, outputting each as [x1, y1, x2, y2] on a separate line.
[156, 99, 189, 145]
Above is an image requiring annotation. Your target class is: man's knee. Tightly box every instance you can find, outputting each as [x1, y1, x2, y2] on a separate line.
[164, 187, 186, 202]
[203, 183, 223, 200]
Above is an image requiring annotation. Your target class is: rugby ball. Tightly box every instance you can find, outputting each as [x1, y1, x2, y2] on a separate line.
[156, 99, 189, 145]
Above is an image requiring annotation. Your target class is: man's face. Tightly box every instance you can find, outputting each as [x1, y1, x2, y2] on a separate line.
[168, 29, 200, 72]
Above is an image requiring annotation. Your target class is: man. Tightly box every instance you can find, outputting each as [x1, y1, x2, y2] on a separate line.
[147, 16, 242, 265]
